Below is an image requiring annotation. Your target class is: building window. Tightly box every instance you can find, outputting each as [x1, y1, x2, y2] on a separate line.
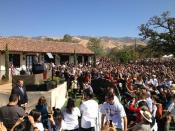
[44, 54, 55, 63]
[9, 54, 20, 68]
[60, 55, 69, 64]
[77, 56, 83, 63]
[26, 55, 34, 68]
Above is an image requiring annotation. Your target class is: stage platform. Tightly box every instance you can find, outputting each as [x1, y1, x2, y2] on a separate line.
[0, 82, 67, 112]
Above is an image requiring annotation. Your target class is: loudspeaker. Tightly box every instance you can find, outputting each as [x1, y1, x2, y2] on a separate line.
[32, 64, 44, 74]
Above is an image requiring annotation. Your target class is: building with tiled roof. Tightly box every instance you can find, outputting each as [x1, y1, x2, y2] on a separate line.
[0, 38, 94, 78]
[0, 38, 94, 54]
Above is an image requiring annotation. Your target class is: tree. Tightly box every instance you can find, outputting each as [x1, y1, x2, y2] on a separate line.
[139, 11, 175, 56]
[5, 44, 9, 80]
[108, 46, 136, 63]
[87, 38, 106, 56]
[61, 34, 72, 42]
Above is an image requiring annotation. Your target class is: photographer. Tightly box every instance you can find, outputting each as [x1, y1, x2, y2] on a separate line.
[0, 94, 26, 130]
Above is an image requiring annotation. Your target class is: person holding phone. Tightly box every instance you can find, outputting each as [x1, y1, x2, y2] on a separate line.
[29, 109, 44, 131]
[0, 94, 26, 130]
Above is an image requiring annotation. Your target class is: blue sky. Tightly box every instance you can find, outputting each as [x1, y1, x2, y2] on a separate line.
[0, 0, 175, 37]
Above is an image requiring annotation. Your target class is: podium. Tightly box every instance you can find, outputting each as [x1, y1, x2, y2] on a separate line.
[32, 64, 44, 74]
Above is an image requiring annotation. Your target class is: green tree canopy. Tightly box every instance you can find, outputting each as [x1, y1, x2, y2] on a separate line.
[108, 46, 139, 63]
[87, 38, 106, 56]
[61, 34, 73, 42]
[139, 11, 175, 56]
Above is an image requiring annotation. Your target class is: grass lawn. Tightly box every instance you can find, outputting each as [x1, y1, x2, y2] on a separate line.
[62, 90, 83, 109]
[63, 89, 99, 110]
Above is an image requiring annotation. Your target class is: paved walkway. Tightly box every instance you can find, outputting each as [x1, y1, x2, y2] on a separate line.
[0, 83, 12, 93]
[0, 83, 12, 107]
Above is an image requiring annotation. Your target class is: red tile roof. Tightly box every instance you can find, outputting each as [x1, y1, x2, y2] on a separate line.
[0, 38, 94, 55]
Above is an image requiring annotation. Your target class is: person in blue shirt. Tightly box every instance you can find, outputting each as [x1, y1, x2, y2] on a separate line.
[35, 96, 49, 130]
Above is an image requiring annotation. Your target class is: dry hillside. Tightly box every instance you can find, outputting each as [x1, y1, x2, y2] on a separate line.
[73, 36, 146, 50]
[5, 36, 146, 50]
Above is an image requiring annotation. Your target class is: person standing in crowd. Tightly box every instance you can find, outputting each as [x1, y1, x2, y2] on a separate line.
[140, 85, 153, 113]
[63, 98, 80, 131]
[132, 110, 152, 131]
[101, 92, 127, 131]
[83, 81, 93, 93]
[129, 98, 149, 124]
[150, 75, 159, 87]
[80, 88, 98, 131]
[29, 109, 44, 131]
[71, 76, 78, 98]
[167, 94, 175, 123]
[0, 94, 26, 130]
[11, 79, 28, 108]
[35, 96, 49, 130]
[52, 108, 66, 131]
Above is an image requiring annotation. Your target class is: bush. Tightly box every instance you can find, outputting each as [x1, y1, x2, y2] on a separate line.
[47, 76, 65, 85]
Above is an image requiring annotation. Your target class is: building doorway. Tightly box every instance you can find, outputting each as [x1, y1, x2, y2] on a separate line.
[60, 55, 69, 64]
[84, 56, 88, 64]
[77, 56, 82, 63]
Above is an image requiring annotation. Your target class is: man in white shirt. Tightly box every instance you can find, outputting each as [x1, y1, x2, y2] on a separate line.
[80, 89, 98, 131]
[150, 75, 158, 87]
[100, 93, 127, 131]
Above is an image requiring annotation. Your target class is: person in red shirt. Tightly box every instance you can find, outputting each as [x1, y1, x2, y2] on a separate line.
[129, 98, 148, 124]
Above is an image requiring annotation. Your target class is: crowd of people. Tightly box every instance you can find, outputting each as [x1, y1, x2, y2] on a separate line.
[0, 58, 175, 131]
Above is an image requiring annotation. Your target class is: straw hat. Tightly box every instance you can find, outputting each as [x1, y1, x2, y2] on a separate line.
[172, 84, 175, 90]
[152, 75, 156, 78]
[140, 110, 152, 123]
[171, 84, 175, 94]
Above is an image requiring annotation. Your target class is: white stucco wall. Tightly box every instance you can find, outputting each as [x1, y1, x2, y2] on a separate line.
[0, 53, 5, 78]
[0, 52, 27, 79]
